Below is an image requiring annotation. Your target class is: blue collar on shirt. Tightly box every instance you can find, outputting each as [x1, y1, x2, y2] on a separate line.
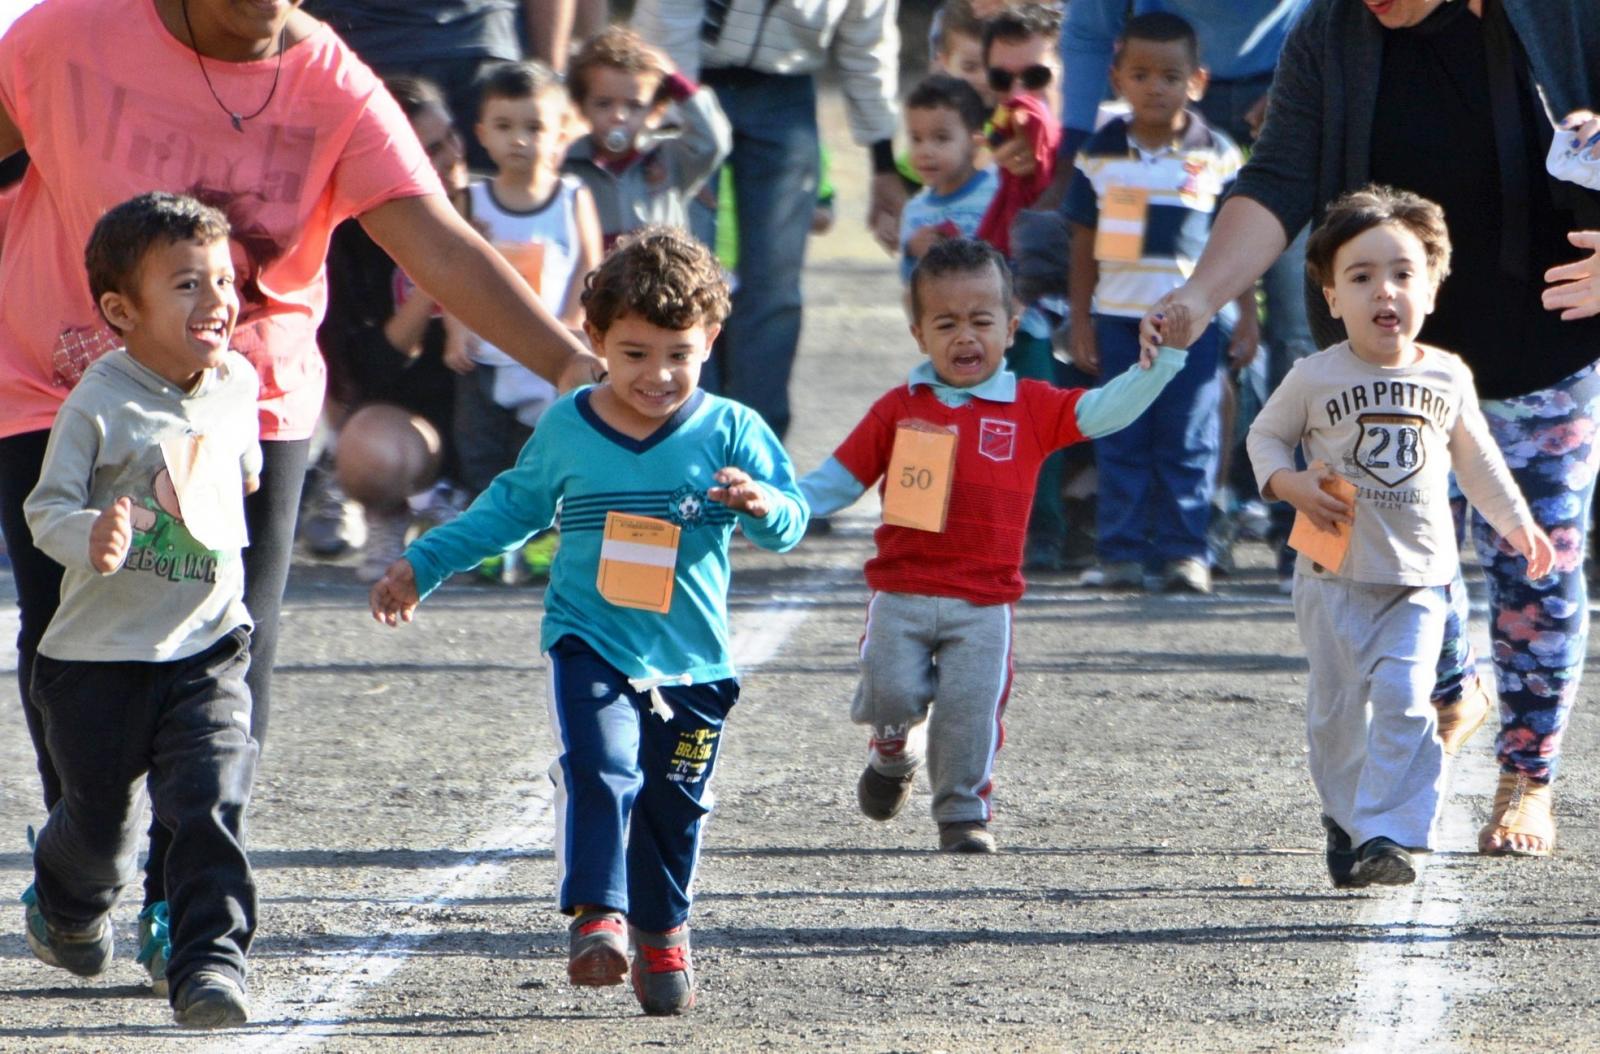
[907, 361, 1017, 407]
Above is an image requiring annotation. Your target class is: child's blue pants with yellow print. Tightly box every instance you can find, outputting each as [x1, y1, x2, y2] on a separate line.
[545, 635, 737, 932]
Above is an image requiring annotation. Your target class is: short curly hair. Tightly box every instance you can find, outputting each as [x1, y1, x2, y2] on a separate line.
[85, 192, 231, 327]
[1306, 184, 1453, 290]
[568, 26, 667, 104]
[581, 226, 731, 335]
[909, 237, 1015, 321]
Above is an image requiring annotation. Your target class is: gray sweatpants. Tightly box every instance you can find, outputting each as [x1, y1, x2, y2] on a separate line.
[853, 592, 1012, 824]
[1294, 576, 1450, 850]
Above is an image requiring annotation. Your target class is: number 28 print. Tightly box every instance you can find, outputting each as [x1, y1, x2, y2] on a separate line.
[1353, 412, 1427, 488]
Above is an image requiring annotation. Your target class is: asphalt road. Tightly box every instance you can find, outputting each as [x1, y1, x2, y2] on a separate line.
[2, 92, 1600, 1053]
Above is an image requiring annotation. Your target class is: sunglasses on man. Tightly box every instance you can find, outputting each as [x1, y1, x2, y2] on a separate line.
[987, 64, 1054, 94]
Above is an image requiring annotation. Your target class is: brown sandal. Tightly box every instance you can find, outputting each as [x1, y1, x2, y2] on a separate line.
[1478, 771, 1555, 857]
[1434, 678, 1492, 756]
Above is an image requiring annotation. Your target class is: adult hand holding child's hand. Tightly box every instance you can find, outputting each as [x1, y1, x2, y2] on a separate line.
[89, 496, 133, 574]
[1506, 524, 1556, 581]
[708, 467, 770, 518]
[1270, 460, 1354, 534]
[370, 559, 421, 627]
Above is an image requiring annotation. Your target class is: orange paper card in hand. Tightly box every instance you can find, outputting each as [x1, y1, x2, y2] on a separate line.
[597, 511, 680, 613]
[882, 425, 957, 533]
[1288, 476, 1358, 573]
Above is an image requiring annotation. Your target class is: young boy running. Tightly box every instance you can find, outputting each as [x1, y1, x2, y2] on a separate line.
[370, 227, 807, 1015]
[23, 192, 261, 1027]
[1246, 186, 1553, 887]
[801, 238, 1185, 853]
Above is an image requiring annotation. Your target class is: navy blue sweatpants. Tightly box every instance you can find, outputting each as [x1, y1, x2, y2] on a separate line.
[545, 635, 738, 932]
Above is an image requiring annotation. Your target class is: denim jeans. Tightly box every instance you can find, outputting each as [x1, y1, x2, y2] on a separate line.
[31, 626, 258, 994]
[1093, 315, 1222, 566]
[700, 68, 820, 441]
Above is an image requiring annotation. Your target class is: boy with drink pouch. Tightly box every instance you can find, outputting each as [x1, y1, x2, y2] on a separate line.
[23, 192, 261, 1027]
[802, 238, 1186, 852]
[370, 227, 807, 1015]
[1246, 187, 1553, 887]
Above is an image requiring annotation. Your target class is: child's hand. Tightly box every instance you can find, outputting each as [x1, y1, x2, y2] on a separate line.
[1069, 321, 1100, 376]
[1506, 523, 1556, 580]
[370, 558, 422, 627]
[1227, 307, 1260, 368]
[88, 496, 133, 574]
[906, 224, 945, 260]
[707, 467, 770, 518]
[1270, 461, 1354, 533]
[442, 316, 476, 374]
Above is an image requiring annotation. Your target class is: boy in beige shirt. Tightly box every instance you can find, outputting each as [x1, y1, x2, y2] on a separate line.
[1247, 187, 1552, 889]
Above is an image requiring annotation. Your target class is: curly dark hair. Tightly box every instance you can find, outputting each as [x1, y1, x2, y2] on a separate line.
[909, 237, 1015, 320]
[85, 192, 231, 323]
[581, 226, 731, 334]
[568, 25, 667, 104]
[1306, 184, 1453, 290]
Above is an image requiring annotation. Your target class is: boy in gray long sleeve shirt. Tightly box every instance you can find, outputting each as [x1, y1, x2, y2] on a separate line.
[1246, 187, 1551, 890]
[21, 193, 261, 1028]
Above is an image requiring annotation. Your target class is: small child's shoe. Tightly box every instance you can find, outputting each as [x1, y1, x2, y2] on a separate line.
[630, 924, 695, 1015]
[1161, 557, 1212, 595]
[567, 910, 628, 987]
[22, 883, 113, 977]
[857, 765, 914, 821]
[938, 820, 997, 854]
[1353, 836, 1416, 886]
[1321, 815, 1361, 889]
[172, 968, 250, 1029]
[137, 901, 172, 996]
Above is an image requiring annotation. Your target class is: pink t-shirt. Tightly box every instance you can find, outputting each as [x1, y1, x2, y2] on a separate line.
[0, 0, 443, 441]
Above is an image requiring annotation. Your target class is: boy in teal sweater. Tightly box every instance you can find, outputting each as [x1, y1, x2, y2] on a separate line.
[370, 227, 806, 1016]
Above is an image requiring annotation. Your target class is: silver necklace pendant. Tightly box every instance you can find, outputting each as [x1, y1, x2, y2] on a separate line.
[231, 114, 243, 132]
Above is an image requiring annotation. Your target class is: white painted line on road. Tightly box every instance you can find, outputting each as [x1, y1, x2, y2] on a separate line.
[1340, 634, 1499, 1053]
[218, 582, 829, 1051]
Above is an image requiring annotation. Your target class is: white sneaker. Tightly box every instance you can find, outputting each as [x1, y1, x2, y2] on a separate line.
[301, 479, 366, 557]
[357, 510, 411, 583]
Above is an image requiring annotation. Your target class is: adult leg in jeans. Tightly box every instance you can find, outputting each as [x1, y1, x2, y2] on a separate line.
[143, 438, 307, 909]
[706, 70, 819, 441]
[0, 430, 63, 806]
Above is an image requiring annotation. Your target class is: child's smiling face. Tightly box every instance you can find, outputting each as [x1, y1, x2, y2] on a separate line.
[910, 264, 1019, 388]
[586, 311, 717, 427]
[1322, 221, 1439, 365]
[102, 235, 238, 389]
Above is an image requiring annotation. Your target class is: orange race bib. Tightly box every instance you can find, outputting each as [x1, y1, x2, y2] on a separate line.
[882, 425, 957, 533]
[1094, 185, 1149, 263]
[495, 240, 545, 295]
[596, 511, 680, 613]
[160, 433, 248, 550]
[1288, 476, 1358, 574]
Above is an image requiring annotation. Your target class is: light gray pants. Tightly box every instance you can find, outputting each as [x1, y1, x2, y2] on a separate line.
[853, 592, 1013, 824]
[1294, 576, 1450, 849]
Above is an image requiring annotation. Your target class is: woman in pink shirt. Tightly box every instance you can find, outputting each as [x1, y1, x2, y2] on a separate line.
[0, 0, 601, 982]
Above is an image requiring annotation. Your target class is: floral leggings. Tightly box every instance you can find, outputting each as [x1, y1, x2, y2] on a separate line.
[1436, 363, 1600, 784]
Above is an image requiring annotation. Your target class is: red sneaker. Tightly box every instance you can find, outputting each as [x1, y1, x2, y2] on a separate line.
[630, 924, 695, 1015]
[567, 911, 628, 986]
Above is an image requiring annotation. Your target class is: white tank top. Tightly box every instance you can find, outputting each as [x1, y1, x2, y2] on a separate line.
[467, 177, 583, 419]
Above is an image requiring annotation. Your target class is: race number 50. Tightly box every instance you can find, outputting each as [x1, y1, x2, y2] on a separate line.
[883, 425, 957, 532]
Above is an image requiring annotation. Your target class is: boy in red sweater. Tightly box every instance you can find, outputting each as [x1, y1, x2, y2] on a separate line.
[800, 239, 1185, 852]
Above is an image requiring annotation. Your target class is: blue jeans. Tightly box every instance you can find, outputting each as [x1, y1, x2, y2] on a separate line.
[700, 68, 820, 440]
[546, 635, 738, 932]
[1093, 315, 1222, 566]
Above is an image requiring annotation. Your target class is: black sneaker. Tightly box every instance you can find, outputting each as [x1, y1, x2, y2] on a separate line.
[172, 968, 250, 1029]
[1322, 815, 1363, 889]
[1353, 836, 1416, 886]
[857, 765, 914, 821]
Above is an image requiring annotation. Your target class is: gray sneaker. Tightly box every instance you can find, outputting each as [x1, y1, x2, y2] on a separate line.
[172, 968, 250, 1029]
[1162, 557, 1212, 595]
[938, 820, 997, 854]
[301, 478, 366, 558]
[630, 925, 694, 1016]
[23, 886, 113, 977]
[1097, 561, 1146, 590]
[567, 910, 628, 986]
[857, 765, 914, 821]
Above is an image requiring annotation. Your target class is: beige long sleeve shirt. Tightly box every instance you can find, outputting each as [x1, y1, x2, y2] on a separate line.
[1247, 341, 1533, 587]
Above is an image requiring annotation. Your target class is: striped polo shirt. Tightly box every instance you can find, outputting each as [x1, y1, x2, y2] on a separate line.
[1064, 110, 1241, 319]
